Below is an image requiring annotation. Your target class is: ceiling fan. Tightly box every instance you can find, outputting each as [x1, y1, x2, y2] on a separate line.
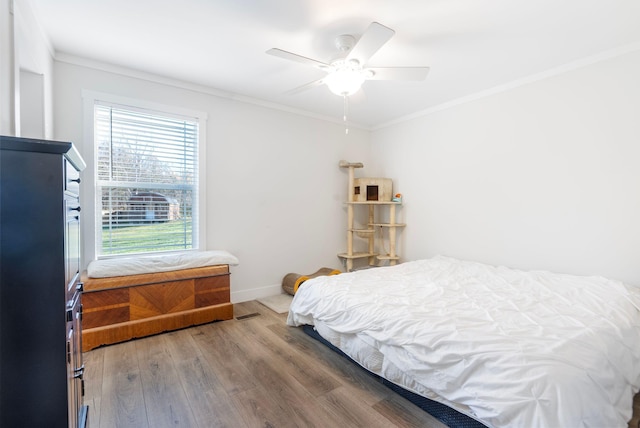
[266, 22, 430, 97]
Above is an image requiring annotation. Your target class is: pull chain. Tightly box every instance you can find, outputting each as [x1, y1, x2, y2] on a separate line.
[343, 95, 349, 135]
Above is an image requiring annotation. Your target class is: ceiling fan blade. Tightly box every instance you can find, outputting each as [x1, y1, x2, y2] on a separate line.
[346, 22, 395, 65]
[266, 48, 331, 70]
[284, 78, 326, 95]
[366, 67, 430, 81]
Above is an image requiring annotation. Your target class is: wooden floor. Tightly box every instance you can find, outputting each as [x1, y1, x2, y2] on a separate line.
[84, 300, 640, 428]
[633, 394, 640, 428]
[84, 300, 447, 428]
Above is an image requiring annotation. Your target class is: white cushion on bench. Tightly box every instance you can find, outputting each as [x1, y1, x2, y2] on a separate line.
[87, 250, 239, 278]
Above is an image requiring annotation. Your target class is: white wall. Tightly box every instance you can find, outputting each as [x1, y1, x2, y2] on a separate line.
[1, 0, 54, 137]
[371, 49, 640, 286]
[53, 60, 370, 301]
[0, 0, 16, 134]
[19, 69, 45, 138]
[14, 0, 54, 138]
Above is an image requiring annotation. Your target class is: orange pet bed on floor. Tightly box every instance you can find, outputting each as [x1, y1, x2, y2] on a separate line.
[282, 267, 341, 295]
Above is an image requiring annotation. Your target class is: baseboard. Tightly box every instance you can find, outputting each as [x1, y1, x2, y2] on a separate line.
[231, 283, 282, 303]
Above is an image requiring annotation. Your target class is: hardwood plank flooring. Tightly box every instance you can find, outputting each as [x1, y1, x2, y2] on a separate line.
[84, 300, 640, 428]
[85, 301, 445, 427]
[631, 393, 640, 428]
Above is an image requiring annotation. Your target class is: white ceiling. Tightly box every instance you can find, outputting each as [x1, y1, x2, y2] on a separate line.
[27, 0, 640, 128]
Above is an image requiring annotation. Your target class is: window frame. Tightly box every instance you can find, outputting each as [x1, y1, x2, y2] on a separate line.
[82, 91, 207, 262]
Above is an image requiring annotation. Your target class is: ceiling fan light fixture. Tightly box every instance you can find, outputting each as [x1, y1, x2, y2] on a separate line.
[325, 60, 366, 96]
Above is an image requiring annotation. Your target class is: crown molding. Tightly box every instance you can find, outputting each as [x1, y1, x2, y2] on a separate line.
[54, 52, 369, 132]
[374, 41, 640, 131]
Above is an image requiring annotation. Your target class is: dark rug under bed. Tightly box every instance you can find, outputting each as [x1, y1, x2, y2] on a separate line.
[302, 325, 487, 428]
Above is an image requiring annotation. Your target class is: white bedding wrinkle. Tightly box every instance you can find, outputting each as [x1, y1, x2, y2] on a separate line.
[287, 256, 640, 428]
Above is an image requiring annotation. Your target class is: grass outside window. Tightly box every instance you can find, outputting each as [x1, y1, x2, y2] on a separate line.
[101, 218, 192, 255]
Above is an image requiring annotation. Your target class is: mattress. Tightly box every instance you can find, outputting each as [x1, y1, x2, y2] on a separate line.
[302, 324, 486, 428]
[287, 255, 640, 427]
[87, 250, 239, 278]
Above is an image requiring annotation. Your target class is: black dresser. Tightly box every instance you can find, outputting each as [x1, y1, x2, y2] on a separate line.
[0, 135, 89, 427]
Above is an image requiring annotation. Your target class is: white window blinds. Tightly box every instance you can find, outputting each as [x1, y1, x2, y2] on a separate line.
[95, 103, 199, 256]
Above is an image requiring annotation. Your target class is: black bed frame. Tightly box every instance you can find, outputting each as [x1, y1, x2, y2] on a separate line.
[302, 325, 487, 428]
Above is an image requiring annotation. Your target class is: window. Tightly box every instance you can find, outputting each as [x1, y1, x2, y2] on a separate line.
[95, 102, 200, 256]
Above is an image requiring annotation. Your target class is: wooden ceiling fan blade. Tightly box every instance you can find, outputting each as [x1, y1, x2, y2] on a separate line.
[346, 22, 395, 65]
[284, 78, 326, 95]
[266, 48, 330, 70]
[367, 67, 430, 81]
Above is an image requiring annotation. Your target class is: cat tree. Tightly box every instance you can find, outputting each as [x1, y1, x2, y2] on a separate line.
[338, 160, 405, 271]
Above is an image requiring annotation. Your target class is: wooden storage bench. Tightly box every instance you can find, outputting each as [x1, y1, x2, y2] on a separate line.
[81, 264, 233, 351]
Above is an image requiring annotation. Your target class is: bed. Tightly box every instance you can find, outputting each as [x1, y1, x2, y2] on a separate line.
[287, 255, 640, 427]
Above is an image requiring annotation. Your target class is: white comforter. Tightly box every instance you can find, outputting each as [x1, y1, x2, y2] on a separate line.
[287, 256, 640, 428]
